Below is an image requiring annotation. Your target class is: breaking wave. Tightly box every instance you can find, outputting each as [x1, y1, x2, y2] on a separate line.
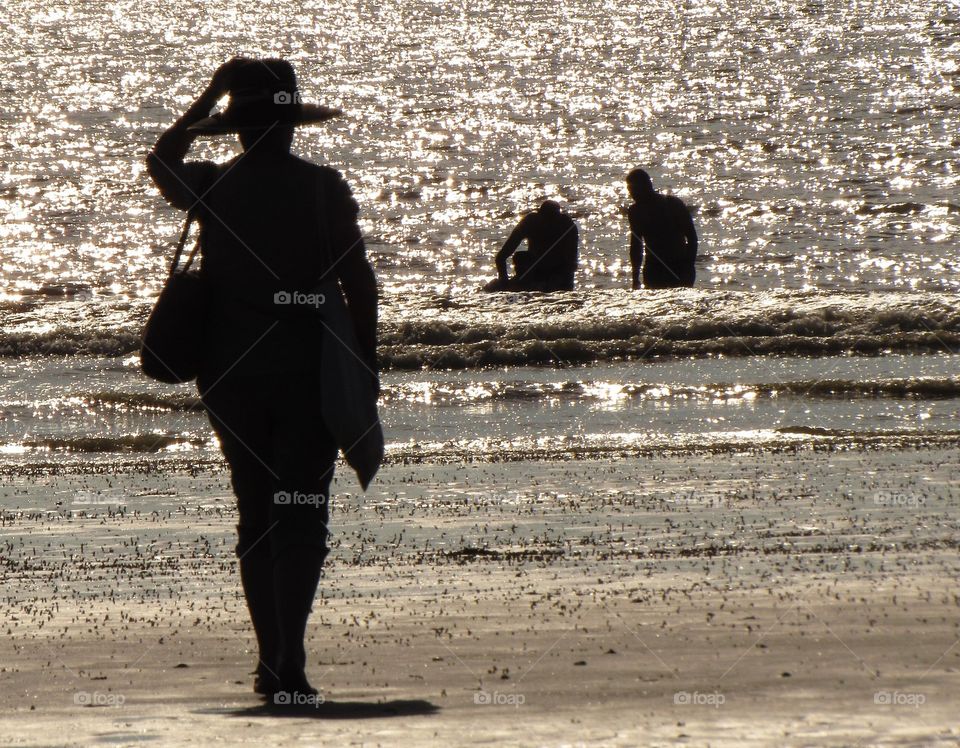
[1, 289, 958, 369]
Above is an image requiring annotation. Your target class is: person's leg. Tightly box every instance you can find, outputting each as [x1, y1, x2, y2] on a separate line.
[513, 250, 533, 280]
[202, 378, 281, 693]
[482, 277, 509, 292]
[270, 546, 326, 695]
[267, 374, 338, 695]
[643, 264, 673, 290]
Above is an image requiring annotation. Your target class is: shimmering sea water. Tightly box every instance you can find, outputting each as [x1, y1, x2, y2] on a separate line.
[0, 0, 958, 465]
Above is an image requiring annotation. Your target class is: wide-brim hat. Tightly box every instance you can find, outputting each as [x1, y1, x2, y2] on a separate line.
[188, 58, 341, 135]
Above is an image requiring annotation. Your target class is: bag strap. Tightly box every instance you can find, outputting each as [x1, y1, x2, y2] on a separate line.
[168, 210, 200, 278]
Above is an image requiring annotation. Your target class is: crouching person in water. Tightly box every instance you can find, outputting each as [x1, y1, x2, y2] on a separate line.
[484, 200, 579, 291]
[626, 168, 698, 289]
[147, 58, 378, 702]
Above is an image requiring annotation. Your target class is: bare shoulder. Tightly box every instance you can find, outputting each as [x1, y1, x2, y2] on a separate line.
[664, 194, 689, 210]
[664, 194, 695, 218]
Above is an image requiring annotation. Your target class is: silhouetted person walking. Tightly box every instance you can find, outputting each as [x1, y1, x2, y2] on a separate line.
[626, 169, 698, 289]
[484, 200, 578, 291]
[147, 58, 378, 703]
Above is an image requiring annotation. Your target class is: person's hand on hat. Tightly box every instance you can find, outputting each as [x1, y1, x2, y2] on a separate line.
[208, 57, 253, 98]
[174, 59, 248, 131]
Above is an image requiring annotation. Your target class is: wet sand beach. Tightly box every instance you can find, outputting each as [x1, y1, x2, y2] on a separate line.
[2, 446, 958, 746]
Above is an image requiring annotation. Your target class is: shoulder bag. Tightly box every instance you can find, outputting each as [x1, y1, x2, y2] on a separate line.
[140, 212, 207, 384]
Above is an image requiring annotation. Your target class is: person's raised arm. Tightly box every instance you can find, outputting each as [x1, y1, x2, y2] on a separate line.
[681, 203, 698, 259]
[146, 59, 244, 211]
[628, 208, 644, 290]
[495, 217, 529, 281]
[566, 221, 580, 274]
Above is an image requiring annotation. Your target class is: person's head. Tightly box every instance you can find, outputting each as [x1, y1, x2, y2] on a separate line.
[539, 199, 562, 216]
[187, 58, 340, 150]
[627, 168, 655, 202]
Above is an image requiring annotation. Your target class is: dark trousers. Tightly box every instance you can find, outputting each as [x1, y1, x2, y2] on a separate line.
[200, 372, 338, 562]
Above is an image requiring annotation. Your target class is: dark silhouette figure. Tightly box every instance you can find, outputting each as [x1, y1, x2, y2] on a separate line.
[483, 200, 578, 291]
[147, 58, 378, 702]
[626, 168, 698, 289]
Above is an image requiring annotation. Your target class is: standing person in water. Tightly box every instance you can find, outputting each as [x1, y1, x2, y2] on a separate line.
[146, 58, 378, 702]
[626, 168, 698, 289]
[484, 200, 579, 291]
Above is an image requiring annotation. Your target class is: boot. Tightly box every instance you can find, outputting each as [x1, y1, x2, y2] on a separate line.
[238, 544, 281, 695]
[272, 545, 325, 696]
